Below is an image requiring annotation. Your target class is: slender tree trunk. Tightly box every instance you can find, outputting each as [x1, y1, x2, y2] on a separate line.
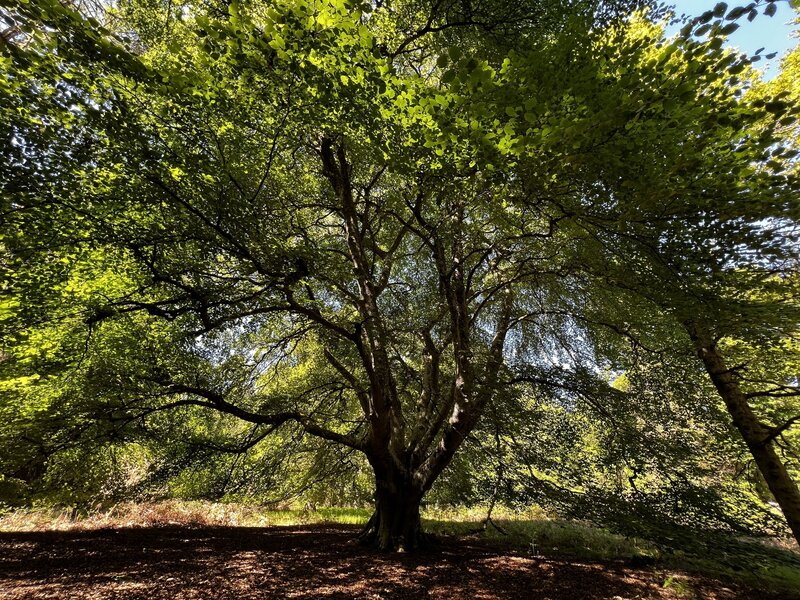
[687, 321, 800, 546]
[359, 463, 426, 551]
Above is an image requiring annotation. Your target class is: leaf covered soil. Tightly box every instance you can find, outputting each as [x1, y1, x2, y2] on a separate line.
[0, 520, 797, 599]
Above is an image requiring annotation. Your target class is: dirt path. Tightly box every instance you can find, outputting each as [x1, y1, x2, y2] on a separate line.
[0, 524, 787, 599]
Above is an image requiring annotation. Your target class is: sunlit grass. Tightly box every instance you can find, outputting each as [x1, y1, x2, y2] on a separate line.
[0, 500, 373, 531]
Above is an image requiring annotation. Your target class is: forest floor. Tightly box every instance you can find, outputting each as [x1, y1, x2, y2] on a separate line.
[0, 504, 799, 599]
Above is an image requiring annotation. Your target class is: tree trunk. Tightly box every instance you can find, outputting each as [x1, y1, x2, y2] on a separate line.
[687, 322, 800, 546]
[359, 467, 426, 551]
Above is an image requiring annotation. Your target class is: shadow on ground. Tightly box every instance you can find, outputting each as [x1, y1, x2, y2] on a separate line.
[0, 524, 790, 599]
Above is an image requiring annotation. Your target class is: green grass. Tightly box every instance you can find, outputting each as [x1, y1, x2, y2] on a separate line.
[670, 548, 800, 595]
[421, 506, 659, 561]
[0, 501, 377, 531]
[419, 506, 800, 596]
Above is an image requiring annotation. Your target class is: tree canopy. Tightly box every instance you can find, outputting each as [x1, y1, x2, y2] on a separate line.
[2, 0, 800, 551]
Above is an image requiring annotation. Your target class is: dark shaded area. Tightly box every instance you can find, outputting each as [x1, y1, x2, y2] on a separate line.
[0, 524, 793, 599]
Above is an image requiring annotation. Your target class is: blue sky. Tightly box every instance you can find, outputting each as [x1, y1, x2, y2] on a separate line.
[664, 1, 798, 78]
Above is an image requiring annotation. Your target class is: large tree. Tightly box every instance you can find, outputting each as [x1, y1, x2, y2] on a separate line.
[2, 0, 800, 550]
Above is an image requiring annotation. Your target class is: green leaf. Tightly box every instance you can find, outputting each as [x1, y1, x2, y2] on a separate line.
[695, 24, 712, 37]
[697, 10, 715, 24]
[726, 6, 748, 20]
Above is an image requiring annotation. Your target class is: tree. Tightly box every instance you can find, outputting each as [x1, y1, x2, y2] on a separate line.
[504, 5, 800, 541]
[2, 0, 800, 550]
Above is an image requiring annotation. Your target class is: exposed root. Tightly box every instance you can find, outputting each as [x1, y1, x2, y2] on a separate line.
[355, 509, 435, 552]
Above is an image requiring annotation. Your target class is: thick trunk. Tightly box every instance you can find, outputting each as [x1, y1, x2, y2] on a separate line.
[359, 468, 426, 551]
[687, 322, 800, 546]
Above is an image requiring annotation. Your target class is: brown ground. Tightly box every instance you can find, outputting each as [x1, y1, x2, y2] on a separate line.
[0, 524, 790, 599]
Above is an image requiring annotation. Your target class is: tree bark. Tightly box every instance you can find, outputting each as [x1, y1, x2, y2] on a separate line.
[686, 321, 800, 546]
[359, 464, 426, 551]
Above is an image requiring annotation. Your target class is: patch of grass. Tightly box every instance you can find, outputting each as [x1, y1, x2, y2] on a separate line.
[316, 507, 371, 525]
[0, 501, 372, 532]
[667, 550, 800, 597]
[765, 564, 800, 592]
[420, 505, 800, 597]
[662, 575, 696, 599]
[422, 506, 658, 561]
[609, 519, 800, 596]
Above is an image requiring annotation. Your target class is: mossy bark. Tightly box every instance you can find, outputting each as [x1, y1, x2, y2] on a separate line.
[688, 322, 800, 546]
